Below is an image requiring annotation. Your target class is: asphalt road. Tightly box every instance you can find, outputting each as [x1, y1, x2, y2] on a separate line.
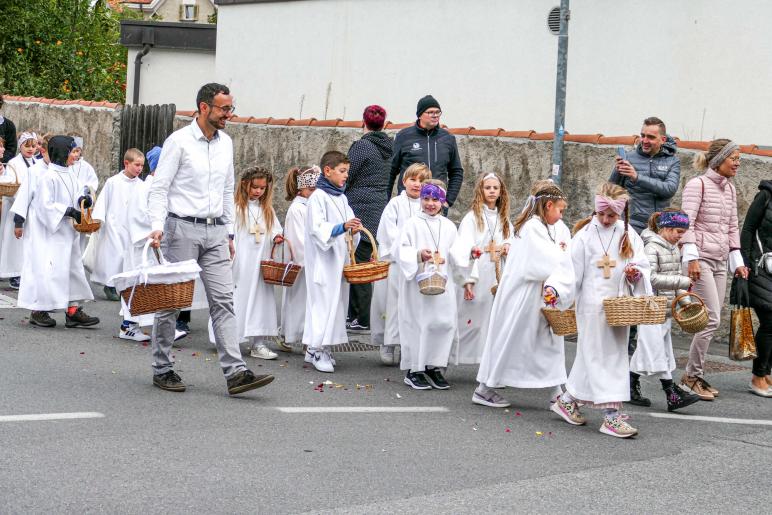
[1, 283, 770, 514]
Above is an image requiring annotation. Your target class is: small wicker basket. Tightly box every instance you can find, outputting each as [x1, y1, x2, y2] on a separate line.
[418, 253, 447, 296]
[261, 238, 302, 287]
[603, 295, 667, 326]
[343, 227, 389, 284]
[119, 245, 195, 316]
[0, 165, 20, 197]
[73, 195, 101, 234]
[672, 291, 709, 333]
[542, 307, 577, 336]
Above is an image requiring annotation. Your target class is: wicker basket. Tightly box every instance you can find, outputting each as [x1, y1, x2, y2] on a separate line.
[603, 295, 667, 326]
[343, 226, 389, 284]
[119, 245, 196, 316]
[672, 292, 709, 333]
[261, 238, 302, 287]
[0, 165, 20, 197]
[73, 196, 101, 234]
[418, 253, 447, 296]
[542, 307, 577, 336]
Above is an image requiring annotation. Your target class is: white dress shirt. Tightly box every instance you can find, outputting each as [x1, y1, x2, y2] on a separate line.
[148, 119, 235, 233]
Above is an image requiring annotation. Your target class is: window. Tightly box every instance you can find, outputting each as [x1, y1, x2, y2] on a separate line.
[179, 1, 199, 22]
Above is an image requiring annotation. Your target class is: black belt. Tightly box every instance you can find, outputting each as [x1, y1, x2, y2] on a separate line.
[169, 212, 225, 226]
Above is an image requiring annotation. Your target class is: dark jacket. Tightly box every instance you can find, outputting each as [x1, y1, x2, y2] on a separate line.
[0, 116, 17, 163]
[740, 180, 772, 311]
[346, 131, 394, 238]
[389, 122, 464, 206]
[610, 136, 680, 233]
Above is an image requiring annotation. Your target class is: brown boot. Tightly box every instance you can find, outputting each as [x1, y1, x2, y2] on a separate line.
[680, 374, 714, 401]
[697, 376, 719, 397]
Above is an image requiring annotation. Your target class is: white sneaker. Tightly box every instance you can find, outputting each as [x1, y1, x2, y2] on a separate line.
[119, 325, 150, 342]
[250, 344, 278, 360]
[174, 329, 188, 342]
[379, 345, 395, 365]
[312, 348, 335, 373]
[304, 347, 316, 363]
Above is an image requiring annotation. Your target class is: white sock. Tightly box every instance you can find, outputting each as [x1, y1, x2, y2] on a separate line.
[603, 408, 619, 420]
[549, 385, 563, 401]
[560, 391, 575, 404]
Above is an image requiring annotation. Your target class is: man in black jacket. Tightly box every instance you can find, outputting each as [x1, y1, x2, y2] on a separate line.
[0, 94, 17, 163]
[388, 95, 464, 207]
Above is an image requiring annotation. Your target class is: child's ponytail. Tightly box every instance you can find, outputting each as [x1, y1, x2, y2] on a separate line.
[647, 211, 662, 233]
[619, 203, 633, 259]
[285, 166, 301, 201]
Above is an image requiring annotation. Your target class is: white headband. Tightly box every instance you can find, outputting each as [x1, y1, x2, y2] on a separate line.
[708, 141, 739, 170]
[482, 173, 500, 182]
[18, 132, 38, 148]
[73, 137, 84, 149]
[297, 165, 321, 189]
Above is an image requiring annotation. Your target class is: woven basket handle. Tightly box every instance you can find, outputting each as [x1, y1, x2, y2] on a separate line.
[346, 226, 379, 265]
[79, 186, 96, 223]
[672, 291, 705, 320]
[269, 237, 296, 263]
[6, 163, 19, 185]
[142, 238, 167, 267]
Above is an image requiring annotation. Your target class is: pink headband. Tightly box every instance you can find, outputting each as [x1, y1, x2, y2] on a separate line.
[595, 195, 626, 216]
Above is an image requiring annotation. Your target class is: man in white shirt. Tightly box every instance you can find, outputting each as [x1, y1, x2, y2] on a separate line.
[148, 83, 274, 395]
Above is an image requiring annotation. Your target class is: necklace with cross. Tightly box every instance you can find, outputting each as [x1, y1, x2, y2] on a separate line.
[595, 225, 617, 279]
[248, 204, 266, 243]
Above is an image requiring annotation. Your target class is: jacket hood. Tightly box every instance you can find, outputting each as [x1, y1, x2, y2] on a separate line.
[636, 134, 678, 158]
[641, 228, 674, 250]
[362, 131, 394, 160]
[759, 180, 772, 195]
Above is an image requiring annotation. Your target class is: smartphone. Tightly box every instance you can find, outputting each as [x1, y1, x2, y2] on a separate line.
[616, 146, 626, 160]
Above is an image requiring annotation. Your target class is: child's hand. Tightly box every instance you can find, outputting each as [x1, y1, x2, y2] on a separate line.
[543, 286, 558, 307]
[14, 228, 23, 239]
[470, 246, 482, 259]
[624, 265, 642, 283]
[463, 283, 475, 301]
[501, 244, 510, 256]
[420, 249, 433, 262]
[344, 218, 362, 234]
[274, 234, 284, 244]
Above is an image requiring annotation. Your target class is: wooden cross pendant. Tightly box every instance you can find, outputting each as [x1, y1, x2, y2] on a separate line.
[433, 250, 446, 265]
[484, 240, 500, 262]
[597, 254, 616, 279]
[249, 224, 265, 243]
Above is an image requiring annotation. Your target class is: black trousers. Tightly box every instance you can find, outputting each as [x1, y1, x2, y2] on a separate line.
[752, 307, 772, 377]
[347, 239, 373, 326]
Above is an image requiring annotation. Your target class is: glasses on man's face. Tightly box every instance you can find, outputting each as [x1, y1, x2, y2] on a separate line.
[208, 103, 236, 115]
[423, 110, 442, 117]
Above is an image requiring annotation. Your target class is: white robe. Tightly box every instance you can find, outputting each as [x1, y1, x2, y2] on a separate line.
[229, 201, 282, 342]
[281, 196, 310, 344]
[89, 172, 143, 286]
[370, 191, 420, 346]
[0, 154, 36, 278]
[302, 189, 359, 348]
[565, 218, 650, 405]
[476, 217, 575, 388]
[630, 319, 675, 375]
[449, 206, 514, 365]
[70, 158, 99, 253]
[396, 211, 458, 372]
[17, 164, 94, 311]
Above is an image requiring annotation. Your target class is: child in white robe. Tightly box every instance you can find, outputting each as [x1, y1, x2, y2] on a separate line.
[68, 134, 99, 255]
[0, 132, 38, 287]
[397, 179, 458, 390]
[630, 209, 701, 411]
[303, 151, 361, 373]
[229, 166, 283, 360]
[450, 172, 513, 366]
[474, 180, 574, 408]
[552, 182, 649, 438]
[17, 135, 99, 328]
[280, 165, 320, 350]
[371, 163, 429, 365]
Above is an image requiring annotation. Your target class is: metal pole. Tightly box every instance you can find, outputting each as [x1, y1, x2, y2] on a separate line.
[551, 0, 570, 186]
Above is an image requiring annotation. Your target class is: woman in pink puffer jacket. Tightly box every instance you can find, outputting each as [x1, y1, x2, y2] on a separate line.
[679, 139, 750, 400]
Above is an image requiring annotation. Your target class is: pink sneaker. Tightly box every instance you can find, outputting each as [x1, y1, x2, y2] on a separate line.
[600, 415, 638, 438]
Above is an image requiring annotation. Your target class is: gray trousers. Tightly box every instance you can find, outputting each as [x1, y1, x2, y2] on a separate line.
[151, 217, 246, 378]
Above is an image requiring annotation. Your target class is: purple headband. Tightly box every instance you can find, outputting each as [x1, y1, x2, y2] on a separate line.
[420, 183, 447, 204]
[657, 211, 689, 229]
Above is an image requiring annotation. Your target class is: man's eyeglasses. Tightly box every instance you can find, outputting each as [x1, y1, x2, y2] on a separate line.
[208, 103, 236, 115]
[423, 110, 442, 117]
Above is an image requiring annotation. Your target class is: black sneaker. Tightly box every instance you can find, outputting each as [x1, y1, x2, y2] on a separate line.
[347, 318, 369, 332]
[424, 367, 450, 389]
[9, 276, 20, 289]
[227, 369, 275, 395]
[65, 307, 100, 328]
[665, 385, 700, 412]
[153, 371, 186, 392]
[29, 311, 56, 327]
[629, 373, 651, 407]
[103, 285, 120, 301]
[176, 320, 190, 334]
[404, 371, 432, 390]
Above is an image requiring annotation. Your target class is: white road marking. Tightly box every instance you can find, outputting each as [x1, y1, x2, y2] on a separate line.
[0, 293, 16, 308]
[649, 413, 772, 426]
[0, 412, 105, 423]
[277, 407, 449, 414]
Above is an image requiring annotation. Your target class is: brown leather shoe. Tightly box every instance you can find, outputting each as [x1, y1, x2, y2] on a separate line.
[680, 374, 714, 401]
[697, 376, 719, 397]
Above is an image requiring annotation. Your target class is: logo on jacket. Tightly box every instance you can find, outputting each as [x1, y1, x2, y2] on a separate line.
[412, 142, 422, 151]
[657, 165, 669, 171]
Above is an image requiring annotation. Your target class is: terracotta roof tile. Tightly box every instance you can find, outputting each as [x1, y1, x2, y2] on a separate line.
[338, 120, 364, 128]
[469, 128, 504, 137]
[384, 122, 412, 130]
[287, 118, 316, 126]
[500, 130, 535, 138]
[530, 132, 556, 141]
[565, 134, 603, 144]
[448, 127, 475, 135]
[176, 110, 196, 117]
[229, 116, 252, 123]
[250, 117, 272, 124]
[752, 148, 772, 157]
[267, 118, 293, 126]
[739, 144, 758, 154]
[676, 140, 710, 151]
[310, 119, 342, 127]
[598, 135, 638, 145]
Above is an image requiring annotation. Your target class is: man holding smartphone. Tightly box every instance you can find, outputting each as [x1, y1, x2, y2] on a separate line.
[609, 116, 681, 407]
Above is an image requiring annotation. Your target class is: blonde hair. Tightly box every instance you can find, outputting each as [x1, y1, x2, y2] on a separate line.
[470, 173, 511, 239]
[404, 163, 431, 182]
[235, 166, 275, 233]
[573, 182, 633, 259]
[513, 179, 566, 236]
[123, 148, 144, 163]
[693, 138, 733, 171]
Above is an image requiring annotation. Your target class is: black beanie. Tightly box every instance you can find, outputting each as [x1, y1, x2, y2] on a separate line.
[48, 135, 76, 167]
[416, 95, 441, 118]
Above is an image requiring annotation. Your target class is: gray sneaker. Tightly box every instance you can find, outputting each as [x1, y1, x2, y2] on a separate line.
[472, 387, 511, 408]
